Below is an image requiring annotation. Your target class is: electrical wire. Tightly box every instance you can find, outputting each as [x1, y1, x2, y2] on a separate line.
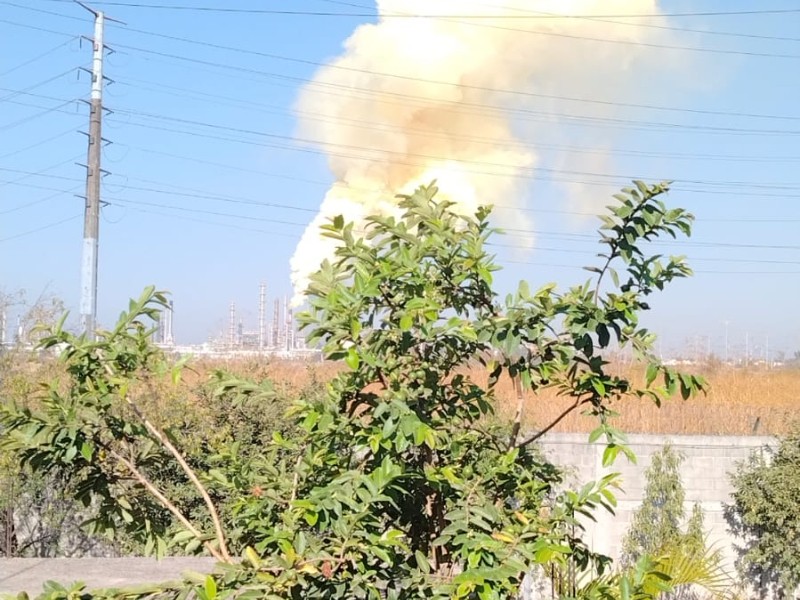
[115, 78, 800, 164]
[0, 213, 82, 242]
[107, 198, 307, 228]
[115, 203, 301, 239]
[0, 18, 76, 37]
[0, 126, 80, 160]
[0, 36, 78, 76]
[5, 176, 799, 258]
[0, 67, 82, 102]
[110, 108, 800, 191]
[0, 185, 82, 215]
[113, 34, 800, 122]
[0, 98, 84, 131]
[26, 1, 800, 18]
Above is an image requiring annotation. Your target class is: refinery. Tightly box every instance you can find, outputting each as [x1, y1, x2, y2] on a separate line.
[0, 282, 321, 361]
[153, 282, 320, 360]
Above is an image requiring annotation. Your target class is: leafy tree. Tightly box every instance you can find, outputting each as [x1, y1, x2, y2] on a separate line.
[1, 181, 706, 599]
[622, 444, 688, 563]
[621, 445, 727, 600]
[727, 428, 800, 597]
[683, 504, 706, 558]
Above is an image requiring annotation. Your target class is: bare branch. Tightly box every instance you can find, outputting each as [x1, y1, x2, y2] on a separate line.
[508, 375, 525, 450]
[100, 358, 232, 563]
[107, 448, 228, 563]
[515, 395, 592, 449]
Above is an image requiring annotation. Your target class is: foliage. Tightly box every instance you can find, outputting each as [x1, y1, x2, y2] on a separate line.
[0, 329, 114, 558]
[579, 543, 736, 600]
[1, 181, 706, 599]
[683, 504, 706, 559]
[622, 444, 687, 563]
[727, 427, 800, 596]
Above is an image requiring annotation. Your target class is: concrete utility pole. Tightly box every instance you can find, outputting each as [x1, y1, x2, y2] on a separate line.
[79, 8, 105, 339]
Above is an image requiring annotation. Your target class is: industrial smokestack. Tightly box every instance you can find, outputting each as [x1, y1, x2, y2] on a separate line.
[289, 0, 681, 305]
[165, 300, 174, 345]
[229, 301, 236, 348]
[258, 281, 266, 350]
[271, 298, 280, 349]
[285, 306, 294, 352]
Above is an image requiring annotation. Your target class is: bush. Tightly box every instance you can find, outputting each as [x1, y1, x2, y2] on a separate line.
[1, 181, 707, 599]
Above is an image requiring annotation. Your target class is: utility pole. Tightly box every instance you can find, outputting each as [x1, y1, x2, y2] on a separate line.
[79, 7, 105, 339]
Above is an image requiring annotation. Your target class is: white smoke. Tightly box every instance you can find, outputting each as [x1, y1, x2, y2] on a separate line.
[290, 0, 681, 304]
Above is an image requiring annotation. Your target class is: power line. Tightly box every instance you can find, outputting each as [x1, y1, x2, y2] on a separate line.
[16, 0, 800, 46]
[110, 177, 318, 214]
[106, 10, 800, 61]
[113, 32, 800, 122]
[6, 176, 800, 255]
[0, 18, 76, 37]
[0, 98, 84, 131]
[116, 204, 301, 239]
[461, 1, 800, 44]
[26, 1, 800, 18]
[0, 126, 80, 159]
[107, 198, 308, 228]
[10, 156, 800, 226]
[109, 119, 800, 201]
[0, 36, 78, 76]
[0, 155, 84, 189]
[116, 78, 800, 164]
[0, 213, 82, 243]
[0, 185, 82, 215]
[110, 107, 800, 189]
[501, 258, 800, 276]
[0, 67, 82, 102]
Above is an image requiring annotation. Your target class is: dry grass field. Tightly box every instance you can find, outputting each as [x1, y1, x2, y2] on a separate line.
[231, 359, 799, 437]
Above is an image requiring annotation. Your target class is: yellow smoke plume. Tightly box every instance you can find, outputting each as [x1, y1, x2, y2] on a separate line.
[290, 0, 678, 304]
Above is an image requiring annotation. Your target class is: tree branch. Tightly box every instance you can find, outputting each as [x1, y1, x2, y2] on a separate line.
[100, 358, 232, 563]
[508, 375, 525, 450]
[107, 448, 228, 563]
[515, 395, 592, 449]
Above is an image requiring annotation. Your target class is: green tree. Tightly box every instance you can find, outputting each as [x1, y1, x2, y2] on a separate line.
[621, 445, 727, 600]
[727, 428, 800, 597]
[623, 444, 688, 564]
[1, 181, 707, 599]
[683, 504, 706, 557]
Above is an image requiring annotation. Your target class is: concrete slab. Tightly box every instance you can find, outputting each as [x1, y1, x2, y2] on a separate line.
[0, 558, 216, 595]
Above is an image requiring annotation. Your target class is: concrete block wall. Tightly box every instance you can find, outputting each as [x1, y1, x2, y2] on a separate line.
[537, 433, 775, 564]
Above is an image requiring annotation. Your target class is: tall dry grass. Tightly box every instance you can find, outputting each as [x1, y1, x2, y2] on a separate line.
[488, 364, 800, 436]
[219, 358, 799, 437]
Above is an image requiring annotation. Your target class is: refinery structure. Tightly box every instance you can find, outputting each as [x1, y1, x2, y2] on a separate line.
[0, 283, 320, 360]
[153, 282, 320, 360]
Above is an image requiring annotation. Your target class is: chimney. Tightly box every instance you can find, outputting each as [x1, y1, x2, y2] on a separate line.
[259, 281, 266, 350]
[229, 301, 236, 348]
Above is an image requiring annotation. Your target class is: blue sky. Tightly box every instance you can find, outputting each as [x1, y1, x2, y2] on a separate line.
[1, 1, 799, 360]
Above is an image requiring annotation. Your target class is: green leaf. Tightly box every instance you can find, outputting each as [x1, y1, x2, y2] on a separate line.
[79, 441, 93, 461]
[204, 576, 217, 600]
[345, 346, 360, 370]
[603, 444, 621, 467]
[399, 314, 413, 331]
[415, 550, 431, 574]
[645, 362, 659, 387]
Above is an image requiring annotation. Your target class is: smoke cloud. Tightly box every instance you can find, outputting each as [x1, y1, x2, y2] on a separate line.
[290, 0, 682, 304]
